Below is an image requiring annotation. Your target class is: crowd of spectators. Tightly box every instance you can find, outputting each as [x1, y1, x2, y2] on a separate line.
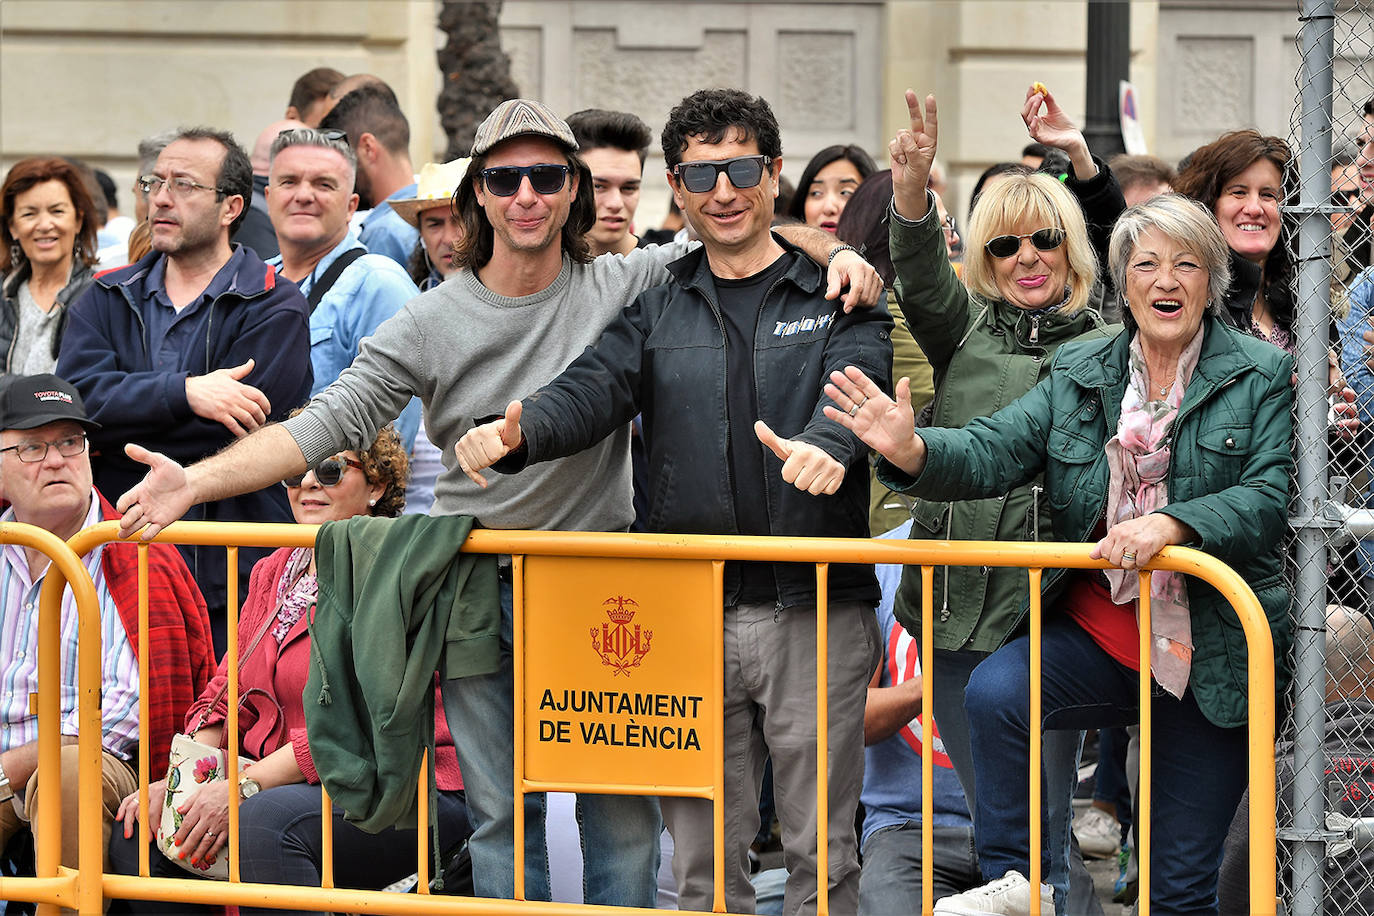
[1, 61, 1373, 916]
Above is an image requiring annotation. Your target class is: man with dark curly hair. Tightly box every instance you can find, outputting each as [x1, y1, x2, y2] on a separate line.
[456, 88, 892, 916]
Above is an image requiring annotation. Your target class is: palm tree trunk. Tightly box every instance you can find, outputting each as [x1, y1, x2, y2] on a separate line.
[437, 0, 522, 159]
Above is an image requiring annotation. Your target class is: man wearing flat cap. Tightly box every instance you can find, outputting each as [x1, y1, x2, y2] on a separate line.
[114, 96, 883, 904]
[0, 374, 213, 882]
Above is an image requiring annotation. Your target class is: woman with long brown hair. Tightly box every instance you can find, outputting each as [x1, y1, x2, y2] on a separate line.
[1175, 129, 1295, 345]
[0, 157, 101, 373]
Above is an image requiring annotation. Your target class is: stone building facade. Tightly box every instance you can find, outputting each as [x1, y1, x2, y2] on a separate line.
[1, 0, 1357, 231]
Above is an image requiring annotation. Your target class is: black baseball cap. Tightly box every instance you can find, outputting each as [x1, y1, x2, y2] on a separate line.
[0, 374, 100, 432]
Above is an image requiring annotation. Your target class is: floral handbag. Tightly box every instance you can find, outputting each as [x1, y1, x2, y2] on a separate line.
[156, 733, 253, 878]
[156, 597, 287, 879]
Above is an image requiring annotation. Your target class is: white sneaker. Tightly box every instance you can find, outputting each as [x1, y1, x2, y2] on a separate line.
[1073, 805, 1122, 859]
[934, 870, 1055, 915]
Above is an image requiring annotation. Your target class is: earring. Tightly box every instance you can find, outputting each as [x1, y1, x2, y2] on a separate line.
[369, 498, 377, 507]
[9, 243, 22, 267]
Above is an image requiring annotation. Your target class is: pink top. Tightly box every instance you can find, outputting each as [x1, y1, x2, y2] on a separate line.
[184, 547, 462, 790]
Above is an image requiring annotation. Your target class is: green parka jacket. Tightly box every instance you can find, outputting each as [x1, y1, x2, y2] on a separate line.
[888, 189, 1115, 653]
[879, 317, 1294, 728]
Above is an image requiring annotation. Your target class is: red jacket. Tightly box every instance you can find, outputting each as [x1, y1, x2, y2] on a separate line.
[97, 494, 216, 768]
[184, 547, 462, 790]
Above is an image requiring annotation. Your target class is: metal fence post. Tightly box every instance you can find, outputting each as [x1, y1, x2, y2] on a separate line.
[1290, 3, 1338, 915]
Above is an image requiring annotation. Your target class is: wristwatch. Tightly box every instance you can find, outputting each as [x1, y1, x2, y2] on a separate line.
[0, 758, 13, 803]
[238, 774, 261, 800]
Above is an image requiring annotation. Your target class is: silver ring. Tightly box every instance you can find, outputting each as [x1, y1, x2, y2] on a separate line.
[205, 832, 216, 839]
[1122, 550, 1137, 561]
[849, 404, 861, 417]
[856, 396, 868, 408]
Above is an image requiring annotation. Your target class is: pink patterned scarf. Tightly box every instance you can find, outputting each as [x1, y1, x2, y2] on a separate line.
[1102, 326, 1204, 698]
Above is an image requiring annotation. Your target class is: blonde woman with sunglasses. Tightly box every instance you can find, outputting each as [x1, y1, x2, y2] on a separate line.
[878, 87, 1126, 912]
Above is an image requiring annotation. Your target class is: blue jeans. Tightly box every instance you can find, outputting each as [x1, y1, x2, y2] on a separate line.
[931, 648, 1093, 913]
[440, 577, 660, 905]
[964, 618, 1249, 915]
[1095, 726, 1134, 835]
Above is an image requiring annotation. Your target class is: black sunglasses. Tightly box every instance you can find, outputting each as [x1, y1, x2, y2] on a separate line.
[984, 227, 1066, 259]
[481, 164, 571, 197]
[282, 456, 365, 489]
[673, 155, 773, 194]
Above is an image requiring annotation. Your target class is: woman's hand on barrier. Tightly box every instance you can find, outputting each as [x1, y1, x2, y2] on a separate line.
[115, 778, 167, 838]
[173, 779, 231, 868]
[455, 400, 524, 487]
[889, 89, 938, 222]
[1090, 513, 1193, 569]
[116, 444, 194, 540]
[1021, 83, 1096, 181]
[823, 366, 927, 476]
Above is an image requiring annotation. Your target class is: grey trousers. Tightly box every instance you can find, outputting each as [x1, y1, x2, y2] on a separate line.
[661, 599, 880, 916]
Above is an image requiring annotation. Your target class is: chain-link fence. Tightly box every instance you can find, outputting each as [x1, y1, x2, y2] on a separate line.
[1285, 2, 1374, 915]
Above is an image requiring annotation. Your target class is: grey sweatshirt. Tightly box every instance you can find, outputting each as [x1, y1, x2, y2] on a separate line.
[283, 244, 690, 531]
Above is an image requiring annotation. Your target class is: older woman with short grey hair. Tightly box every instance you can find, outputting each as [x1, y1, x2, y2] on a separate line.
[828, 191, 1295, 914]
[1108, 193, 1232, 333]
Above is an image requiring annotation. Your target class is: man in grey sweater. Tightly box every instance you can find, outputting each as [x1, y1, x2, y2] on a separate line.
[113, 97, 881, 903]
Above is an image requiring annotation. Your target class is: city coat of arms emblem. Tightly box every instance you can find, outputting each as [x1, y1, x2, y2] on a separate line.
[591, 596, 653, 676]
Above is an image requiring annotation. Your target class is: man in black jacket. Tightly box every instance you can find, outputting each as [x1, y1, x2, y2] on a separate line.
[456, 88, 891, 916]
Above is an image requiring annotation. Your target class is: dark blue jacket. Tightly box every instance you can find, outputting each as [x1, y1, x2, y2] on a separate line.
[56, 245, 313, 613]
[511, 238, 892, 608]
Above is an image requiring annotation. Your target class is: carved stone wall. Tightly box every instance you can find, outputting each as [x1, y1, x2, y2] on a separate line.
[0, 0, 440, 208]
[2, 1, 1347, 239]
[1154, 1, 1298, 164]
[498, 0, 884, 227]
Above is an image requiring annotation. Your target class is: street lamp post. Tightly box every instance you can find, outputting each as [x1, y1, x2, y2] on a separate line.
[1083, 0, 1130, 160]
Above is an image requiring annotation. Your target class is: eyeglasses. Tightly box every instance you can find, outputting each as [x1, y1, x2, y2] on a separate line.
[282, 456, 365, 488]
[941, 215, 960, 238]
[673, 155, 772, 194]
[984, 227, 1065, 259]
[481, 164, 571, 197]
[0, 434, 87, 464]
[136, 175, 225, 198]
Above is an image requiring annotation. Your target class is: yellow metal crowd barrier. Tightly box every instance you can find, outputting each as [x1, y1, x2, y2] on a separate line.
[0, 521, 1277, 915]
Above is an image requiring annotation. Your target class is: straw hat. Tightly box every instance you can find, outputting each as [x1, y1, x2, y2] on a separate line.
[390, 158, 470, 227]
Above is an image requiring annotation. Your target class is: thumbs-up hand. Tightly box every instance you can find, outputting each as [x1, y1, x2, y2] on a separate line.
[754, 420, 846, 495]
[455, 400, 524, 487]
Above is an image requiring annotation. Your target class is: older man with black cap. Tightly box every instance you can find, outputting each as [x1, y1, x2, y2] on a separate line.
[113, 97, 882, 903]
[0, 373, 214, 887]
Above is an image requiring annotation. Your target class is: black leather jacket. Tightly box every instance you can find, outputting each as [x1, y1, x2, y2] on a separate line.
[509, 238, 893, 607]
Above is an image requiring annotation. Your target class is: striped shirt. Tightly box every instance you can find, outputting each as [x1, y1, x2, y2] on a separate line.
[0, 492, 140, 759]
